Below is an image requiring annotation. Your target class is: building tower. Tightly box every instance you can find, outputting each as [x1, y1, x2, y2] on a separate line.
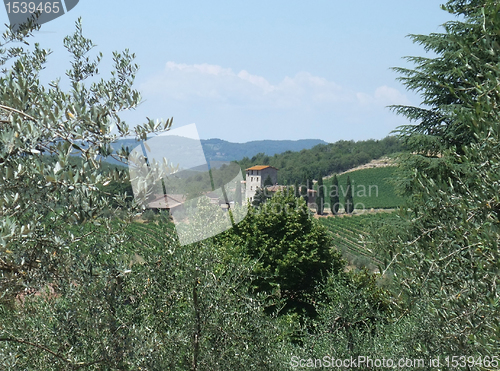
[245, 165, 278, 202]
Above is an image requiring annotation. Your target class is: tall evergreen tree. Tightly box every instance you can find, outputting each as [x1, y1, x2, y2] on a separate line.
[252, 187, 268, 207]
[344, 176, 354, 214]
[305, 172, 314, 190]
[300, 185, 309, 205]
[316, 174, 325, 215]
[375, 0, 500, 355]
[263, 174, 273, 187]
[330, 174, 340, 215]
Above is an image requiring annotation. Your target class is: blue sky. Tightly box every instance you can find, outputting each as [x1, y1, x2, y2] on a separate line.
[1, 1, 456, 143]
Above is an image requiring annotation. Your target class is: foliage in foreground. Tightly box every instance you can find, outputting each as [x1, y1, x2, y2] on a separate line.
[0, 220, 292, 370]
[375, 0, 500, 356]
[0, 18, 172, 306]
[1, 188, 404, 370]
[220, 191, 344, 319]
[7, 0, 500, 366]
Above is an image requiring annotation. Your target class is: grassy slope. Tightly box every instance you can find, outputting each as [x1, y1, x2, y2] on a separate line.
[322, 166, 403, 210]
[128, 195, 400, 272]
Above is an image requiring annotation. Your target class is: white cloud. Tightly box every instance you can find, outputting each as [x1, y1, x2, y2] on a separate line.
[141, 61, 357, 108]
[165, 61, 233, 76]
[237, 70, 275, 93]
[357, 85, 410, 107]
[135, 61, 412, 142]
[141, 62, 408, 111]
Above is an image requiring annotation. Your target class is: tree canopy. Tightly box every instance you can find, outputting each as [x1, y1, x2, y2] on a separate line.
[376, 0, 500, 356]
[238, 136, 403, 184]
[225, 191, 343, 318]
[0, 19, 175, 368]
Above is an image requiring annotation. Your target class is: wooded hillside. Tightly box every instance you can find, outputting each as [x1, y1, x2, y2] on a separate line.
[238, 136, 404, 184]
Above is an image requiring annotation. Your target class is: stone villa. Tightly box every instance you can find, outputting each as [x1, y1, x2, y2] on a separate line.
[245, 165, 318, 207]
[245, 165, 278, 202]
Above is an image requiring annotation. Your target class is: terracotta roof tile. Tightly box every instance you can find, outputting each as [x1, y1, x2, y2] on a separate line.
[245, 165, 278, 171]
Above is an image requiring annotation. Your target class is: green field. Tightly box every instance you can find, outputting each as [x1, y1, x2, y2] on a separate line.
[319, 212, 400, 270]
[127, 212, 401, 272]
[321, 166, 403, 210]
[127, 206, 400, 270]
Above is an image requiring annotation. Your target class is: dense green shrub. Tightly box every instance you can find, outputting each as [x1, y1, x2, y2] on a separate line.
[223, 192, 344, 318]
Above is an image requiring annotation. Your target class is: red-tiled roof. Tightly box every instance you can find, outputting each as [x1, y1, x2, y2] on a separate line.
[245, 165, 278, 171]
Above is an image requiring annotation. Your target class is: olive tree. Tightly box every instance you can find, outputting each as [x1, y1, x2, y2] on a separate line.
[0, 19, 172, 368]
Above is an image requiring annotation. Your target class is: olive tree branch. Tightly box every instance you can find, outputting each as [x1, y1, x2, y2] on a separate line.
[0, 336, 105, 368]
[0, 104, 37, 122]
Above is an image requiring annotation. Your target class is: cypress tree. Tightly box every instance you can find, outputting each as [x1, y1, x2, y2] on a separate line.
[300, 184, 308, 206]
[307, 173, 314, 190]
[330, 174, 340, 214]
[252, 187, 267, 207]
[316, 174, 325, 215]
[263, 174, 273, 187]
[344, 175, 354, 214]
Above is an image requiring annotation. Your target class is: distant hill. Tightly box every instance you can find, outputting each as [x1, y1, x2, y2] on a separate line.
[102, 137, 328, 166]
[98, 137, 405, 185]
[200, 138, 328, 161]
